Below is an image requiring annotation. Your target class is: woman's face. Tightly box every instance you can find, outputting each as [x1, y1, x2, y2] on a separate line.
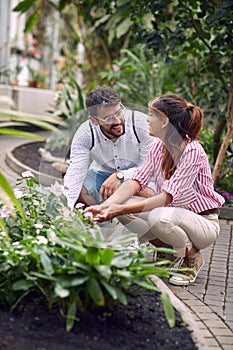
[147, 110, 167, 139]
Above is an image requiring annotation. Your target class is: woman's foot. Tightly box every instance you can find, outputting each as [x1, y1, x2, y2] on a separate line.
[169, 251, 204, 286]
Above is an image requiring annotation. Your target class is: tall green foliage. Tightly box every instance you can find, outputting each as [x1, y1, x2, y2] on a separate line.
[0, 175, 175, 331]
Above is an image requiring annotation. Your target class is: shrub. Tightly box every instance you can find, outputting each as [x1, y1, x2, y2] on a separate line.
[0, 172, 174, 331]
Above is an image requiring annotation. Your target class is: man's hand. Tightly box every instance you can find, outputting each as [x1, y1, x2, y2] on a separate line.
[99, 173, 122, 201]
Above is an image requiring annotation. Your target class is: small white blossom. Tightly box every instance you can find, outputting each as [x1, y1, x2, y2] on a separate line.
[75, 203, 85, 209]
[22, 171, 34, 178]
[34, 223, 44, 229]
[14, 189, 24, 199]
[47, 229, 57, 243]
[50, 181, 64, 197]
[83, 211, 93, 218]
[1, 206, 10, 218]
[37, 236, 48, 245]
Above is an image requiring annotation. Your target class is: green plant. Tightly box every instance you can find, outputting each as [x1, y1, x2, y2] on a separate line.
[45, 74, 87, 153]
[0, 95, 64, 137]
[0, 172, 175, 331]
[100, 46, 160, 104]
[199, 126, 233, 207]
[28, 66, 48, 87]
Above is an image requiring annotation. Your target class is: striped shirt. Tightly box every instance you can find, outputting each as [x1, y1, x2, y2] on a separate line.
[132, 139, 225, 213]
[64, 110, 154, 208]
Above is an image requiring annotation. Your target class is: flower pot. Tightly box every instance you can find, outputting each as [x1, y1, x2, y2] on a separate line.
[28, 81, 38, 88]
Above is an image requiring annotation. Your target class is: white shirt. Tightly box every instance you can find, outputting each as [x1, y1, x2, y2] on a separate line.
[64, 110, 154, 208]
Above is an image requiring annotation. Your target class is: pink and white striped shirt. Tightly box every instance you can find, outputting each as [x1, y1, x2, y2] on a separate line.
[132, 139, 225, 213]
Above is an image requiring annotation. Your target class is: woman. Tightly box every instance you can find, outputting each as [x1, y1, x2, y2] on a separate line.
[85, 94, 224, 286]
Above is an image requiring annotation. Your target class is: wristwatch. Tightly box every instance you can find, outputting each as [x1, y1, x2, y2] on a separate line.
[116, 171, 124, 181]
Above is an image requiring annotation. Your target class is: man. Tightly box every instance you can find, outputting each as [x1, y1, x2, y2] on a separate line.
[64, 86, 154, 209]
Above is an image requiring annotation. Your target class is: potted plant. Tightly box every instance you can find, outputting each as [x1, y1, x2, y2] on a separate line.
[28, 66, 47, 88]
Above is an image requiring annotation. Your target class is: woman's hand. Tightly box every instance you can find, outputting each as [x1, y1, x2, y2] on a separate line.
[83, 204, 102, 218]
[84, 203, 125, 222]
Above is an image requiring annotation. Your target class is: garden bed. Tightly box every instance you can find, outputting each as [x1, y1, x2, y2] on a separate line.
[0, 285, 196, 350]
[3, 141, 198, 349]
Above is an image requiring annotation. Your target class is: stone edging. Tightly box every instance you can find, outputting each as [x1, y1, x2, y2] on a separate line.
[5, 149, 60, 186]
[150, 275, 208, 350]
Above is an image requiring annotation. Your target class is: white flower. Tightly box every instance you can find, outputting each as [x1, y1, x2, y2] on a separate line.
[37, 236, 48, 245]
[47, 229, 57, 243]
[34, 223, 44, 229]
[75, 203, 85, 209]
[83, 211, 93, 218]
[14, 189, 24, 199]
[22, 171, 34, 178]
[1, 206, 10, 218]
[50, 181, 64, 196]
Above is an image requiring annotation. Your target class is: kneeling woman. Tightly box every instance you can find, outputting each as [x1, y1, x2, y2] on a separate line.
[85, 94, 224, 286]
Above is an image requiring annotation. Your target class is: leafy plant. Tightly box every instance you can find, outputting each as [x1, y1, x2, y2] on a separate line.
[0, 173, 175, 331]
[28, 66, 48, 87]
[45, 74, 87, 153]
[199, 126, 233, 207]
[0, 95, 64, 138]
[100, 46, 159, 104]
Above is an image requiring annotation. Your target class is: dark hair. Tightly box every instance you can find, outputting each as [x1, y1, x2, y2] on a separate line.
[86, 86, 120, 115]
[148, 94, 203, 179]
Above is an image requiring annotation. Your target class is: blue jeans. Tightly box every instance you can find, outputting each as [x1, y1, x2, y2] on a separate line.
[83, 169, 110, 204]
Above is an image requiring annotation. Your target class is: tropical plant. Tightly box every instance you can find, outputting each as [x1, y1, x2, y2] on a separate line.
[96, 0, 233, 188]
[100, 46, 158, 104]
[0, 95, 64, 138]
[0, 94, 65, 217]
[0, 172, 175, 331]
[45, 73, 87, 153]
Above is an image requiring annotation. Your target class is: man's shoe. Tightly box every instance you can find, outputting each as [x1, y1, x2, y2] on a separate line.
[169, 251, 204, 286]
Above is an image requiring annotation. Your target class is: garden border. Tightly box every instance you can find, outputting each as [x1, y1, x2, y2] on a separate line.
[150, 275, 208, 350]
[5, 146, 61, 186]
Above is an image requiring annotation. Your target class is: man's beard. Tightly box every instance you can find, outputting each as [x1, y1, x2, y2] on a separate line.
[100, 123, 125, 139]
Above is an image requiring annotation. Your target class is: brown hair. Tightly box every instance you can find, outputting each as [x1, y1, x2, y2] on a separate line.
[86, 86, 120, 116]
[148, 94, 203, 179]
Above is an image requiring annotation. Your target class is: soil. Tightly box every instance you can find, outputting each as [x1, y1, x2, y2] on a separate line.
[0, 286, 196, 350]
[12, 141, 66, 179]
[5, 141, 197, 350]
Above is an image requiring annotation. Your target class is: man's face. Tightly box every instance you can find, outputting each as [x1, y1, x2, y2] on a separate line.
[94, 103, 125, 139]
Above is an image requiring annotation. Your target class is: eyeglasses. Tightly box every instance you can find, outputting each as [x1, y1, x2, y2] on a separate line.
[94, 104, 126, 124]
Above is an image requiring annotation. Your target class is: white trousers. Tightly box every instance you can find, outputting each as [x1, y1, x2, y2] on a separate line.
[118, 197, 220, 257]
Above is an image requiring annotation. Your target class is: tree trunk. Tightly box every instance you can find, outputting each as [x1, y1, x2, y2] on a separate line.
[212, 56, 233, 184]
